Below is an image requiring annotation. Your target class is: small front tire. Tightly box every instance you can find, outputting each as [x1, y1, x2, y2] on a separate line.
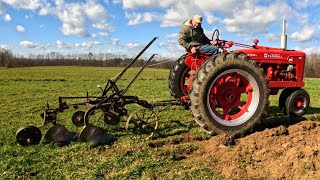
[285, 89, 310, 118]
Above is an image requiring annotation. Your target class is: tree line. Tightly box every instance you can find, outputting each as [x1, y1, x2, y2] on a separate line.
[0, 48, 319, 77]
[0, 49, 173, 69]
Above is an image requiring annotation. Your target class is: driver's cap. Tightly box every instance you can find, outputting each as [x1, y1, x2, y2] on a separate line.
[193, 14, 202, 23]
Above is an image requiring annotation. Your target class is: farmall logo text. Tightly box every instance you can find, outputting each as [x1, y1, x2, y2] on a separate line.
[264, 53, 283, 58]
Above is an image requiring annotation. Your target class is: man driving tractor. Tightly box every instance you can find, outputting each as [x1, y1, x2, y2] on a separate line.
[178, 14, 219, 55]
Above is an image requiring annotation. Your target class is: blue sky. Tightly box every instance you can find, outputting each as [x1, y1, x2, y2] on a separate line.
[0, 0, 320, 60]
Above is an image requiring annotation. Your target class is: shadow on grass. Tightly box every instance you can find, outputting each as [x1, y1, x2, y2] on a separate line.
[93, 105, 320, 143]
[143, 105, 320, 141]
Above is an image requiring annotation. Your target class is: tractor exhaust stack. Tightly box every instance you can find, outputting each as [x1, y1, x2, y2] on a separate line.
[281, 19, 287, 49]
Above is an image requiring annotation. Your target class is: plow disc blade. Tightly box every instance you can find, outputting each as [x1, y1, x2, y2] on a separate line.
[78, 125, 115, 146]
[44, 124, 78, 145]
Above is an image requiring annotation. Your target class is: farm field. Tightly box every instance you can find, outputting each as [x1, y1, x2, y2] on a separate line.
[1, 66, 320, 179]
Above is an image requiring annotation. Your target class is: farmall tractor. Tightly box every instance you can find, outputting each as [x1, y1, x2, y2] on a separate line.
[169, 20, 310, 136]
[15, 20, 310, 146]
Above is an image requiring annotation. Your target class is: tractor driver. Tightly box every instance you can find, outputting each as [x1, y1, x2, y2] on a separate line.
[178, 15, 219, 55]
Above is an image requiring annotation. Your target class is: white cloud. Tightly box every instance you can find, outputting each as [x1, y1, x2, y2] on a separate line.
[222, 1, 293, 34]
[194, 0, 238, 13]
[122, 0, 158, 9]
[38, 2, 52, 16]
[4, 14, 11, 21]
[20, 41, 50, 50]
[294, 0, 320, 8]
[206, 15, 220, 24]
[158, 32, 184, 58]
[56, 40, 72, 49]
[160, 1, 199, 27]
[20, 41, 36, 48]
[55, 2, 88, 36]
[16, 25, 25, 32]
[75, 41, 102, 49]
[0, 3, 5, 14]
[125, 11, 159, 25]
[290, 26, 316, 42]
[38, 0, 112, 37]
[126, 42, 141, 49]
[295, 46, 320, 55]
[91, 33, 97, 38]
[111, 38, 120, 45]
[265, 33, 280, 42]
[165, 33, 178, 39]
[0, 44, 9, 49]
[121, 0, 176, 9]
[92, 22, 114, 32]
[99, 32, 108, 36]
[84, 0, 107, 21]
[1, 0, 41, 10]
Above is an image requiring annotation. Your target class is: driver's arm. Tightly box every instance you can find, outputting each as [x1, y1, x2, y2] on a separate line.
[178, 28, 192, 51]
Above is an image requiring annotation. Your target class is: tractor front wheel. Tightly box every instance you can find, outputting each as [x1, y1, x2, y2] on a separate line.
[285, 89, 310, 118]
[189, 53, 269, 136]
[279, 88, 299, 115]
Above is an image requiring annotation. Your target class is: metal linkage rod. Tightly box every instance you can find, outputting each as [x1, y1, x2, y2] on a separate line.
[121, 54, 157, 95]
[113, 37, 158, 83]
[233, 42, 254, 48]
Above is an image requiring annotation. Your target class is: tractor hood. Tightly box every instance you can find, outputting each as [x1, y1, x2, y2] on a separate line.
[234, 47, 306, 62]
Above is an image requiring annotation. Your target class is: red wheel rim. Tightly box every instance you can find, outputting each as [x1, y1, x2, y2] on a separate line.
[207, 69, 260, 126]
[293, 96, 305, 113]
[180, 68, 191, 95]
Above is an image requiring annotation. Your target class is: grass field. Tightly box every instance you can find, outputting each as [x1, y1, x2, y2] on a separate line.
[0, 66, 319, 179]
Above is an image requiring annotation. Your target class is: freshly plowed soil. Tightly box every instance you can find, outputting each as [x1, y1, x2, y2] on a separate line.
[193, 120, 320, 179]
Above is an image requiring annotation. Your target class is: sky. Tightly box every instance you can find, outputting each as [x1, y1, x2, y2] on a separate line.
[0, 0, 320, 60]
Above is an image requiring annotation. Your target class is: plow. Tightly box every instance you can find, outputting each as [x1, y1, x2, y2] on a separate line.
[16, 20, 310, 146]
[16, 37, 185, 146]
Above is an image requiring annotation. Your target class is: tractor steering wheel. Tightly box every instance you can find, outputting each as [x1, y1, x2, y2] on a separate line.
[211, 29, 228, 48]
[212, 29, 220, 46]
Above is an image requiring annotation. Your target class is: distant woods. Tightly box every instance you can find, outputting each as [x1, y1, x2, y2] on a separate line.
[0, 48, 319, 78]
[0, 49, 173, 69]
[304, 53, 320, 78]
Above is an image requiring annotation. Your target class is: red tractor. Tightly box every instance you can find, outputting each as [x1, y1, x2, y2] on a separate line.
[169, 20, 310, 136]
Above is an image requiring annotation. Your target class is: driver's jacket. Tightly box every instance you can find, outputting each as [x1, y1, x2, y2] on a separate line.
[178, 20, 211, 51]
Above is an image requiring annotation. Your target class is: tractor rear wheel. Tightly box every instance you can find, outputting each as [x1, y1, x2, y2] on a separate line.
[169, 54, 191, 99]
[189, 53, 269, 136]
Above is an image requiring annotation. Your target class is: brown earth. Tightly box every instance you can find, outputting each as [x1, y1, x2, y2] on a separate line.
[189, 120, 320, 179]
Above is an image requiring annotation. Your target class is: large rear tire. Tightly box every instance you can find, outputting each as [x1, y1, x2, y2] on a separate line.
[169, 54, 191, 99]
[189, 53, 269, 136]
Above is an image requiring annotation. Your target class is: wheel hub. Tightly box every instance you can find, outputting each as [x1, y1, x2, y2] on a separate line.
[214, 82, 240, 108]
[209, 72, 253, 121]
[294, 97, 305, 111]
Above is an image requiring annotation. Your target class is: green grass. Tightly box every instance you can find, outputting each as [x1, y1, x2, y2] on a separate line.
[0, 66, 319, 179]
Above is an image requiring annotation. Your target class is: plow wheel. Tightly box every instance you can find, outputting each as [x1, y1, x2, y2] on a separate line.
[285, 89, 310, 118]
[72, 111, 86, 127]
[169, 53, 191, 99]
[189, 53, 269, 136]
[84, 106, 122, 127]
[16, 126, 42, 146]
[125, 108, 158, 141]
[84, 106, 105, 127]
